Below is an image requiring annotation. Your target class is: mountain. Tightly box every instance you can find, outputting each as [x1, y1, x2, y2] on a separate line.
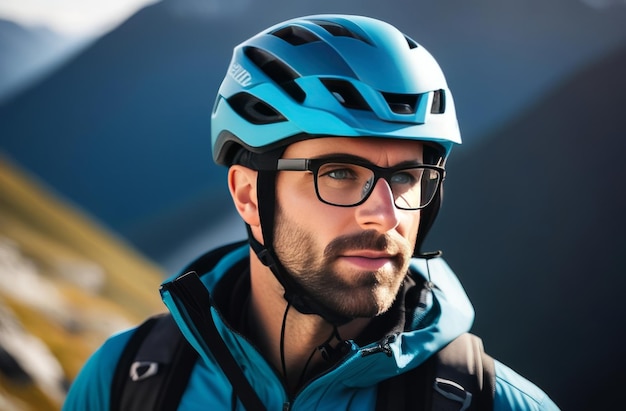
[423, 44, 626, 411]
[0, 3, 241, 269]
[0, 19, 88, 103]
[1, 0, 626, 272]
[0, 156, 165, 410]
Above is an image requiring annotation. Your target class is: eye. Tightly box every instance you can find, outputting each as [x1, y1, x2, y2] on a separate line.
[326, 168, 356, 180]
[390, 170, 418, 185]
[319, 164, 360, 181]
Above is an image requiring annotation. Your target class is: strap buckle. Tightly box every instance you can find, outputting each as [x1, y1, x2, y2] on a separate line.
[433, 377, 473, 411]
[129, 361, 159, 381]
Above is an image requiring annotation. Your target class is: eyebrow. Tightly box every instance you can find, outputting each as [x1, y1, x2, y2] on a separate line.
[308, 153, 424, 168]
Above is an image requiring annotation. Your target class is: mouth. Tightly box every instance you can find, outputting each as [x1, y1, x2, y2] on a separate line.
[338, 251, 397, 271]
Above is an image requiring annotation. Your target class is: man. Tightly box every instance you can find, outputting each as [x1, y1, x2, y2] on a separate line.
[64, 14, 559, 410]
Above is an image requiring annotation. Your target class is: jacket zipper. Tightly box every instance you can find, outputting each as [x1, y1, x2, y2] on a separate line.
[163, 273, 399, 411]
[360, 334, 397, 357]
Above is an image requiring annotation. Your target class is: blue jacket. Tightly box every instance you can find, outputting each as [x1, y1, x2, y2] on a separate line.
[63, 244, 560, 410]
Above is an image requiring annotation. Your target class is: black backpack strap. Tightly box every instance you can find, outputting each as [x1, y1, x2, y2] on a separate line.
[110, 313, 198, 411]
[165, 271, 268, 411]
[109, 241, 251, 411]
[432, 333, 495, 410]
[375, 333, 496, 411]
[375, 353, 433, 410]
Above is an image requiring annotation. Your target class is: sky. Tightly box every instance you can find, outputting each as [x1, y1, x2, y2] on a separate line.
[1, 0, 625, 38]
[0, 0, 159, 37]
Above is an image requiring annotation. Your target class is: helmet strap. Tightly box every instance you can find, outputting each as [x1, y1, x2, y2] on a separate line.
[242, 150, 353, 326]
[413, 189, 443, 258]
[414, 145, 446, 258]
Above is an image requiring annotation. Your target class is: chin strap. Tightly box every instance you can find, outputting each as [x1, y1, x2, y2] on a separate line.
[239, 146, 354, 326]
[246, 222, 353, 326]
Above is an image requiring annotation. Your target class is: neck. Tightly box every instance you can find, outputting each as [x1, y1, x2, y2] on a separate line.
[247, 249, 370, 393]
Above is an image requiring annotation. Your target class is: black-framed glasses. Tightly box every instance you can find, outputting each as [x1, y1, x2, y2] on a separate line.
[276, 156, 445, 210]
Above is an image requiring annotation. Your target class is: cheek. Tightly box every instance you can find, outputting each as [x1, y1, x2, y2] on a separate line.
[276, 172, 341, 221]
[401, 211, 421, 247]
[275, 172, 315, 206]
[276, 178, 348, 243]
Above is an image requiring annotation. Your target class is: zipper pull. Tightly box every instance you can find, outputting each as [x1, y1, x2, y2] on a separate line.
[361, 334, 397, 357]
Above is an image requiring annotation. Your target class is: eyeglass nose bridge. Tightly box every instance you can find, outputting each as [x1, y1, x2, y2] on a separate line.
[359, 173, 397, 207]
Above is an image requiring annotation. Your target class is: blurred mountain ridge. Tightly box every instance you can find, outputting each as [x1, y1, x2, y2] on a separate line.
[0, 18, 91, 104]
[0, 156, 165, 410]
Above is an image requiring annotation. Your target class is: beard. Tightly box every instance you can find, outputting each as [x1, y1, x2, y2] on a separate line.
[272, 207, 414, 319]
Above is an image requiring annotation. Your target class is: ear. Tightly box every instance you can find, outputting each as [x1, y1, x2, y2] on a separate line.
[228, 165, 260, 227]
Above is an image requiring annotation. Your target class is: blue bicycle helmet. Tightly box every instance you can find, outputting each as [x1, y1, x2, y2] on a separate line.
[212, 14, 461, 164]
[210, 14, 462, 324]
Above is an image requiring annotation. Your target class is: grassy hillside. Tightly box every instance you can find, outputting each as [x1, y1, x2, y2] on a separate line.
[0, 155, 166, 410]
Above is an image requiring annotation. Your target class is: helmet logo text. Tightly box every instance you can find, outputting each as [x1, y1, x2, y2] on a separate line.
[229, 63, 252, 87]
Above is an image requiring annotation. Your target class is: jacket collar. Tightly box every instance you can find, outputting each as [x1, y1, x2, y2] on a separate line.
[161, 244, 474, 389]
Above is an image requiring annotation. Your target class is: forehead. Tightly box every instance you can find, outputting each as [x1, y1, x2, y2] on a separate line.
[283, 137, 424, 163]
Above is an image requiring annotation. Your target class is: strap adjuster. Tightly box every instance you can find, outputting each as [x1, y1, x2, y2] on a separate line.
[433, 377, 473, 411]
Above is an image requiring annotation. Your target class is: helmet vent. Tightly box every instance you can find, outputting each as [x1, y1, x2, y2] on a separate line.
[244, 46, 306, 103]
[404, 35, 419, 50]
[321, 79, 372, 111]
[227, 92, 286, 125]
[310, 20, 373, 45]
[430, 89, 446, 114]
[271, 25, 322, 46]
[382, 92, 419, 115]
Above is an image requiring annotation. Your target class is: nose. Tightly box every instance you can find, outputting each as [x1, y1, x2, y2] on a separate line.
[355, 178, 400, 232]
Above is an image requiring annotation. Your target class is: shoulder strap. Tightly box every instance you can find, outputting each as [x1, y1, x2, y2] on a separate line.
[167, 271, 268, 411]
[433, 333, 495, 410]
[375, 333, 496, 411]
[110, 241, 249, 411]
[110, 313, 198, 411]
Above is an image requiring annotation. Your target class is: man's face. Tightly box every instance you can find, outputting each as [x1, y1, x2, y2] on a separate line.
[273, 137, 423, 318]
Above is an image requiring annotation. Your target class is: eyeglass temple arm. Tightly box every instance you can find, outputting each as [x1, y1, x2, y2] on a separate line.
[276, 158, 310, 171]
